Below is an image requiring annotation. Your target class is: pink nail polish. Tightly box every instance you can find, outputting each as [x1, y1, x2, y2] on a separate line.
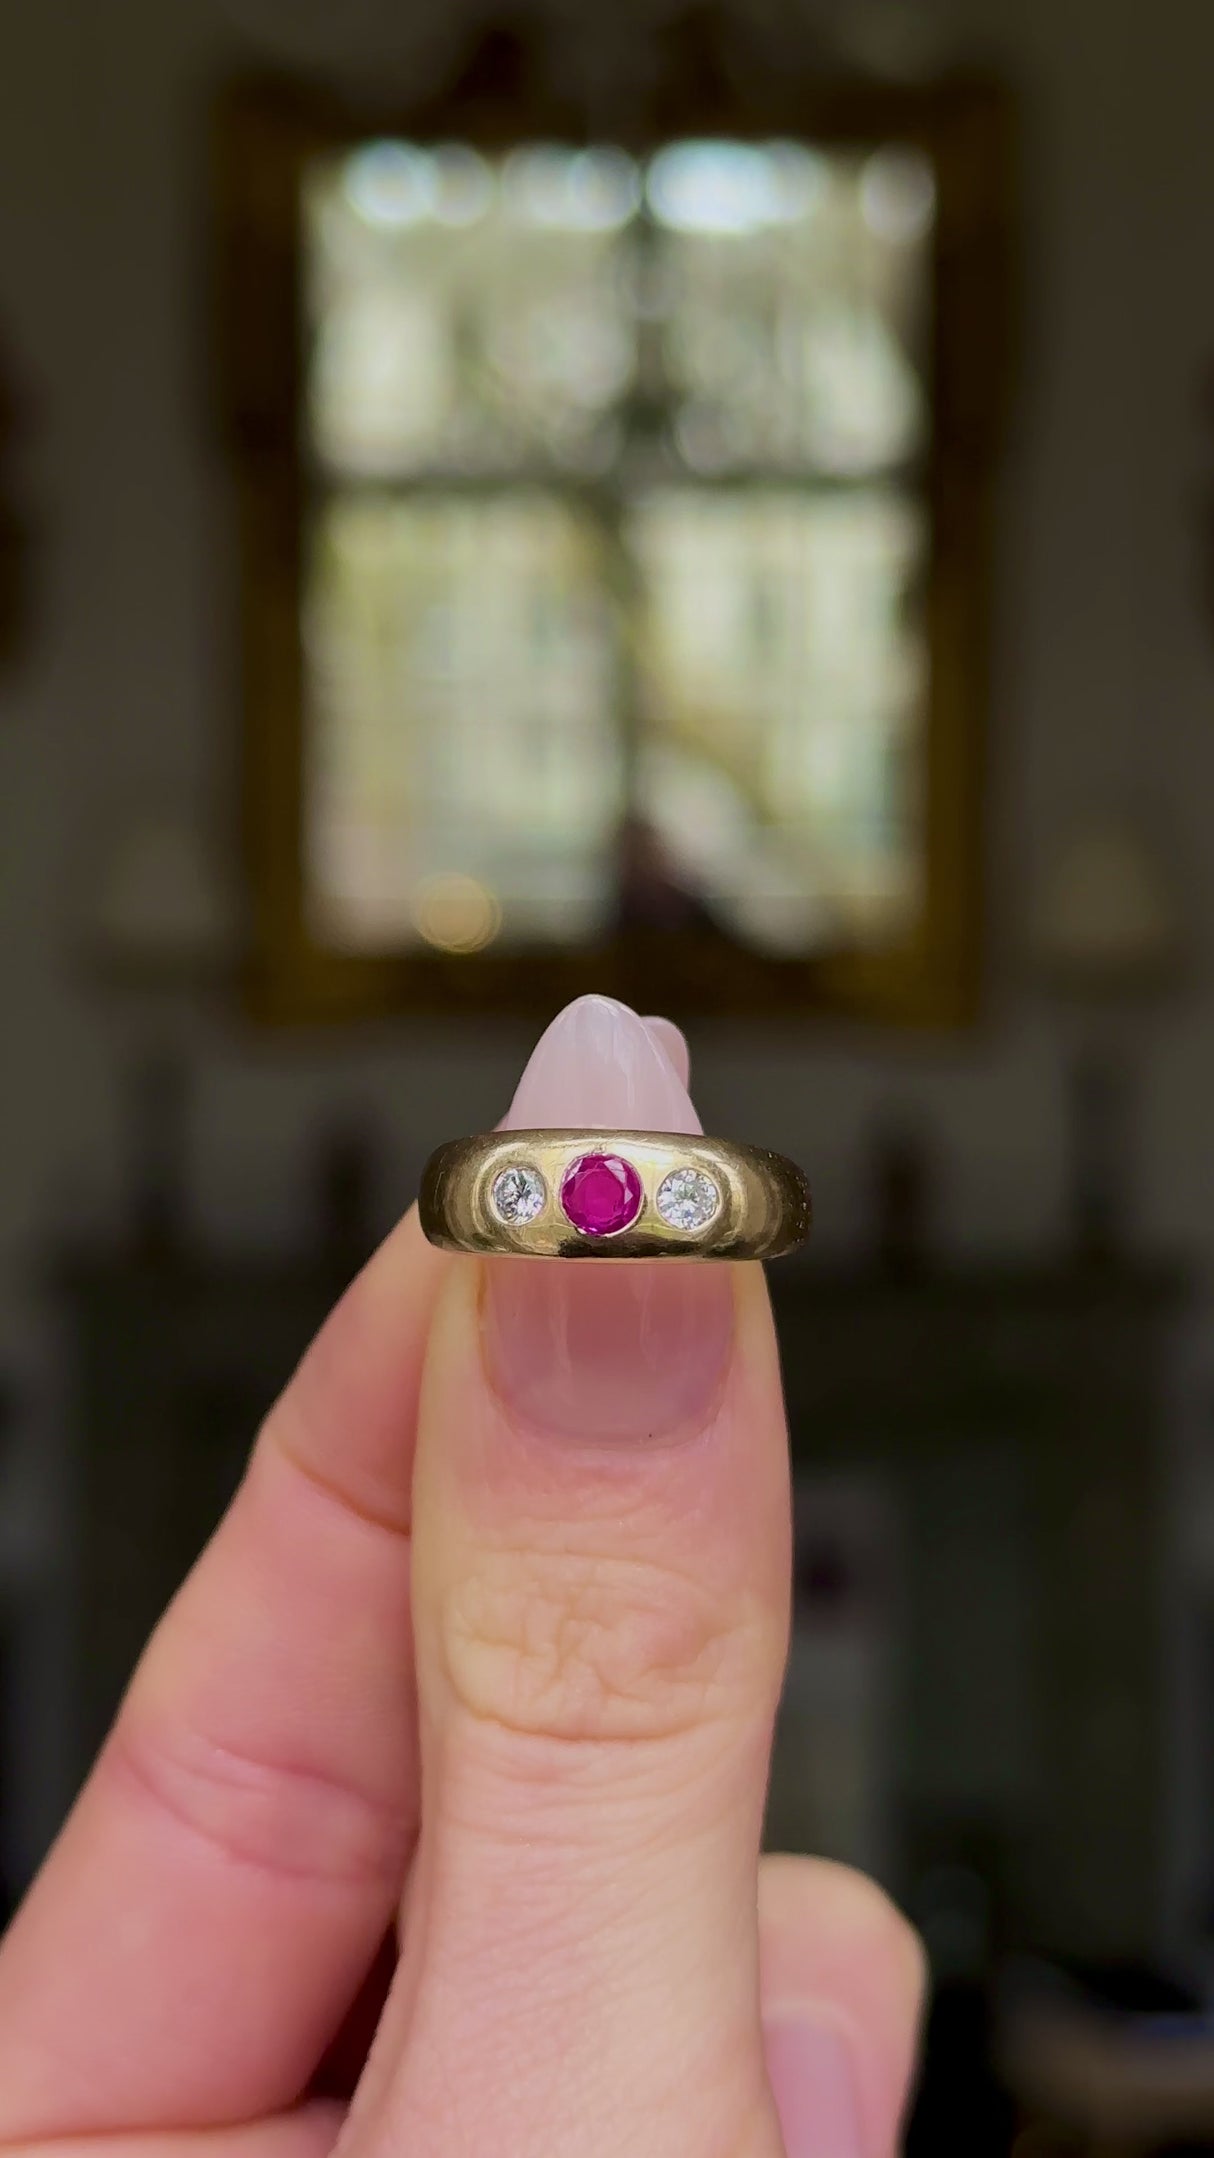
[481, 997, 733, 1441]
[642, 1014, 691, 1088]
[507, 995, 701, 1136]
[764, 2012, 867, 2158]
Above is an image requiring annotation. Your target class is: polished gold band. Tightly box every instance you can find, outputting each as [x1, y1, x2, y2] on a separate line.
[419, 1128, 811, 1261]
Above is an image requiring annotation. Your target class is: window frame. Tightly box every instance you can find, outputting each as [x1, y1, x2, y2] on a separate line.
[216, 66, 1012, 1026]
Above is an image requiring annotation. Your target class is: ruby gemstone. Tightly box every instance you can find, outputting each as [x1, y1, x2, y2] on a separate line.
[560, 1152, 643, 1237]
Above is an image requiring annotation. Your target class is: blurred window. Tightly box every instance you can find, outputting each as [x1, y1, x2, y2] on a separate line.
[303, 139, 933, 963]
[220, 79, 1009, 1020]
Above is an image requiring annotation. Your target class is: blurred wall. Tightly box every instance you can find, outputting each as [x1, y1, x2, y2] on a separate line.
[0, 0, 1213, 1874]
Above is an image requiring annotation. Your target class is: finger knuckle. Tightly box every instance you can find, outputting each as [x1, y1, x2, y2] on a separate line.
[441, 1546, 774, 1748]
[106, 1710, 409, 1887]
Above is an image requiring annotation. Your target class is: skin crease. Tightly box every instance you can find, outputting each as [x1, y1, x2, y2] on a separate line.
[0, 1000, 925, 2158]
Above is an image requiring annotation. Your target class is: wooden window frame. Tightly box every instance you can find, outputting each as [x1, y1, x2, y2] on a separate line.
[216, 61, 1012, 1027]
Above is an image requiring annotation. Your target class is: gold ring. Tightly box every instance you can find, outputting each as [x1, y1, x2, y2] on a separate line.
[419, 1129, 811, 1261]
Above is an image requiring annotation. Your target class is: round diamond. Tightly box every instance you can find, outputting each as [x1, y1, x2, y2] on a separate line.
[560, 1152, 643, 1237]
[490, 1163, 546, 1226]
[656, 1165, 721, 1232]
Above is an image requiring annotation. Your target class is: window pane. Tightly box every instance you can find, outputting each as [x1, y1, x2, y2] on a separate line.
[653, 143, 933, 476]
[305, 143, 641, 476]
[300, 136, 936, 963]
[304, 493, 623, 951]
[630, 489, 927, 951]
[303, 139, 933, 482]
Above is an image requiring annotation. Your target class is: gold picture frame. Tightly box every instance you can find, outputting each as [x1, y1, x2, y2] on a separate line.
[215, 40, 1013, 1027]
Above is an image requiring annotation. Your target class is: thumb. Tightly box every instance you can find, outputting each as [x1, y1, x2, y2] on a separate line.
[352, 996, 792, 2158]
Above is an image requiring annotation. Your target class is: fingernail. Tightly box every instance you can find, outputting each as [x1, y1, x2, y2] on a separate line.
[642, 1015, 691, 1088]
[482, 996, 733, 1441]
[764, 2011, 867, 2158]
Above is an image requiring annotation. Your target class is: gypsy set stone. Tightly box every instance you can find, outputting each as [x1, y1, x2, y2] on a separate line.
[655, 1165, 722, 1232]
[490, 1164, 546, 1225]
[496, 1151, 722, 1241]
[560, 1152, 643, 1237]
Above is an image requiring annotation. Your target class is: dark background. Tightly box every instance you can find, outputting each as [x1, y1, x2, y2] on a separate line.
[2, 1, 1214, 2152]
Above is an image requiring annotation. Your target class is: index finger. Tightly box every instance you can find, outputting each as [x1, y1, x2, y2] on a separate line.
[0, 1207, 445, 2138]
[0, 1009, 688, 2141]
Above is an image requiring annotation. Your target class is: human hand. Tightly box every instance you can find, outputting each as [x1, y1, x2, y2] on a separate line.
[0, 997, 924, 2157]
